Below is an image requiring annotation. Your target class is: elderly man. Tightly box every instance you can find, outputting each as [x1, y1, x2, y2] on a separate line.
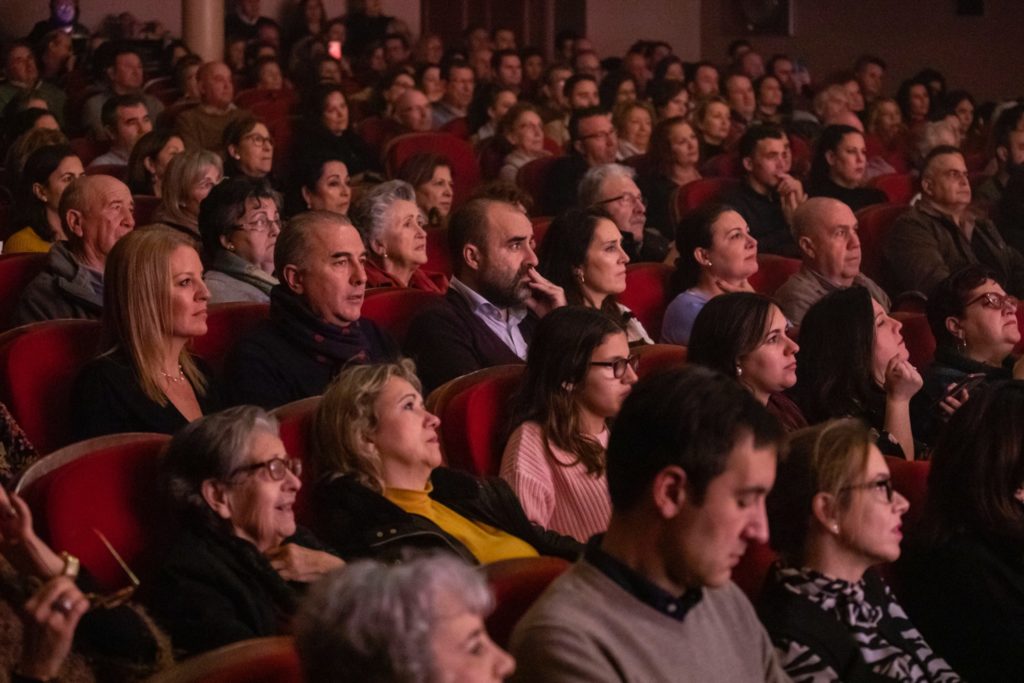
[88, 94, 153, 167]
[775, 197, 891, 324]
[884, 145, 1024, 297]
[510, 367, 788, 682]
[14, 176, 135, 324]
[405, 199, 565, 393]
[543, 107, 619, 215]
[224, 211, 397, 409]
[431, 59, 475, 128]
[0, 41, 66, 126]
[579, 164, 670, 263]
[175, 62, 249, 153]
[82, 45, 163, 139]
[392, 88, 431, 132]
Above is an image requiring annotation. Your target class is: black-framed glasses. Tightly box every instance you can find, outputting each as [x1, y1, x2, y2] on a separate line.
[965, 291, 1018, 312]
[242, 133, 274, 146]
[840, 477, 894, 504]
[232, 215, 282, 234]
[228, 457, 303, 482]
[579, 128, 617, 142]
[594, 192, 646, 209]
[590, 355, 640, 379]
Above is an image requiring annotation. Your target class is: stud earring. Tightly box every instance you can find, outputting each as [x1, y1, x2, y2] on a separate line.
[831, 523, 839, 533]
[227, 244, 235, 251]
[735, 364, 743, 377]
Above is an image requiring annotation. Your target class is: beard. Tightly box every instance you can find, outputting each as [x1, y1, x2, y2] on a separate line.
[476, 264, 531, 308]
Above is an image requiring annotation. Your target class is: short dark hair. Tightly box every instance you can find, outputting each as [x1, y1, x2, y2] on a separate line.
[854, 54, 887, 73]
[808, 124, 862, 190]
[568, 106, 608, 143]
[685, 60, 718, 86]
[198, 175, 278, 256]
[441, 57, 472, 82]
[766, 53, 792, 75]
[447, 198, 499, 275]
[384, 32, 409, 49]
[728, 39, 752, 60]
[562, 73, 596, 100]
[490, 48, 519, 71]
[688, 292, 776, 378]
[100, 93, 147, 130]
[606, 366, 782, 511]
[738, 123, 785, 161]
[992, 104, 1024, 152]
[926, 265, 1000, 351]
[921, 144, 962, 177]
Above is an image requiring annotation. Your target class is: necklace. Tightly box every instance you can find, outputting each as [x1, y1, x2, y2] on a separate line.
[160, 365, 186, 384]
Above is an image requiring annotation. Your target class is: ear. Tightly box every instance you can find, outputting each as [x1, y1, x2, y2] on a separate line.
[369, 237, 387, 257]
[742, 156, 754, 173]
[945, 315, 964, 339]
[798, 235, 816, 260]
[824, 150, 837, 167]
[573, 138, 585, 156]
[996, 145, 1008, 164]
[300, 186, 312, 206]
[1015, 487, 1024, 504]
[218, 233, 234, 251]
[65, 208, 85, 238]
[693, 246, 710, 267]
[651, 465, 688, 520]
[811, 491, 839, 533]
[31, 182, 48, 204]
[281, 263, 305, 294]
[200, 479, 234, 521]
[462, 242, 483, 272]
[920, 174, 934, 196]
[227, 143, 240, 160]
[356, 427, 378, 455]
[143, 156, 157, 176]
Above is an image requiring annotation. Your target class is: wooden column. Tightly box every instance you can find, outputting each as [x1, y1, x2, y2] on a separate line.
[183, 0, 224, 63]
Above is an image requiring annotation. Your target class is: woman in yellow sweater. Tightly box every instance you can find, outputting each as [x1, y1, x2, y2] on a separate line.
[4, 144, 83, 254]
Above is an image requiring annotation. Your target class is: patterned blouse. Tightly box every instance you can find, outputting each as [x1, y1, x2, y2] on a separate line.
[768, 565, 961, 683]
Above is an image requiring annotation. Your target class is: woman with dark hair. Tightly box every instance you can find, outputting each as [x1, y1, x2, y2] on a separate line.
[1, 108, 60, 158]
[198, 176, 280, 303]
[688, 292, 805, 430]
[126, 129, 184, 197]
[761, 419, 960, 682]
[222, 115, 274, 183]
[4, 144, 82, 254]
[597, 72, 638, 110]
[538, 207, 651, 344]
[501, 306, 638, 541]
[898, 381, 1024, 682]
[754, 74, 785, 125]
[896, 78, 931, 130]
[469, 83, 518, 142]
[793, 286, 923, 460]
[651, 55, 685, 86]
[662, 203, 758, 345]
[415, 62, 444, 104]
[292, 83, 375, 176]
[394, 152, 453, 227]
[285, 155, 352, 218]
[648, 79, 689, 121]
[638, 115, 701, 235]
[367, 65, 415, 118]
[807, 125, 887, 212]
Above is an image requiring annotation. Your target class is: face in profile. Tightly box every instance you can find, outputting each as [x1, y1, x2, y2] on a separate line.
[415, 166, 454, 218]
[698, 210, 758, 283]
[831, 444, 908, 567]
[471, 203, 538, 308]
[168, 245, 209, 341]
[365, 376, 442, 482]
[870, 298, 908, 384]
[430, 590, 516, 682]
[737, 305, 799, 401]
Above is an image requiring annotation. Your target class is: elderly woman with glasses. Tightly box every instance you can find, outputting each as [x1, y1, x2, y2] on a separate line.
[148, 405, 343, 657]
[350, 179, 447, 292]
[760, 419, 961, 682]
[198, 176, 280, 304]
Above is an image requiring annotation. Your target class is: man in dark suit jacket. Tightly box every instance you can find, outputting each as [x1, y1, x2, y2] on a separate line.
[404, 199, 566, 393]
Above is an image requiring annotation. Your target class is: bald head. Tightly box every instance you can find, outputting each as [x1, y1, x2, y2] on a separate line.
[62, 175, 135, 268]
[791, 197, 861, 286]
[393, 88, 431, 131]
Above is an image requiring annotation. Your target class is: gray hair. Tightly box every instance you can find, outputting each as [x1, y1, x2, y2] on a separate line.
[161, 405, 279, 533]
[296, 554, 494, 683]
[351, 179, 418, 247]
[274, 209, 354, 277]
[578, 163, 637, 207]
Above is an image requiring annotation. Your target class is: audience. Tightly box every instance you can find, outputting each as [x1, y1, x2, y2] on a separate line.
[543, 106, 618, 215]
[806, 124, 888, 211]
[126, 130, 184, 197]
[4, 144, 83, 254]
[88, 94, 153, 168]
[662, 203, 758, 345]
[150, 149, 223, 238]
[293, 83, 374, 176]
[175, 62, 248, 153]
[309, 360, 580, 563]
[762, 418, 960, 681]
[285, 155, 351, 217]
[775, 197, 890, 325]
[510, 366, 788, 681]
[430, 59, 475, 128]
[694, 95, 732, 162]
[72, 227, 218, 439]
[0, 41, 66, 127]
[612, 100, 653, 160]
[976, 104, 1024, 217]
[224, 210, 397, 408]
[639, 115, 702, 236]
[82, 46, 163, 138]
[394, 153, 453, 228]
[580, 163, 670, 264]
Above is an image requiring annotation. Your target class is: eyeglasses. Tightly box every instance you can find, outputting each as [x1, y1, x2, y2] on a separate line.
[965, 291, 1018, 312]
[229, 457, 303, 482]
[233, 216, 282, 234]
[579, 128, 617, 142]
[840, 477, 894, 504]
[242, 133, 274, 146]
[594, 192, 646, 209]
[590, 354, 640, 379]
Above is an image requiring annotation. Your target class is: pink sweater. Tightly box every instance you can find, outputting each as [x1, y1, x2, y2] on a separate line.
[499, 421, 612, 542]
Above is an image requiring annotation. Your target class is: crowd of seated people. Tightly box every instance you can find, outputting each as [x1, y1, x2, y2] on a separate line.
[3, 2, 1024, 679]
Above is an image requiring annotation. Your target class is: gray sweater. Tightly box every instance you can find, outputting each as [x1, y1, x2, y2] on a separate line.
[12, 242, 104, 325]
[510, 559, 791, 682]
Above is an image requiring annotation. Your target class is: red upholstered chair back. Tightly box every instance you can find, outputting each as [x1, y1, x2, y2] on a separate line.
[384, 133, 481, 208]
[484, 557, 571, 648]
[235, 88, 296, 110]
[424, 227, 453, 276]
[271, 395, 321, 527]
[425, 365, 525, 476]
[85, 164, 128, 181]
[516, 156, 559, 216]
[0, 319, 102, 454]
[893, 312, 936, 369]
[749, 254, 802, 296]
[855, 202, 908, 283]
[268, 117, 295, 178]
[68, 137, 110, 167]
[17, 433, 171, 591]
[361, 289, 444, 345]
[699, 153, 742, 179]
[247, 91, 298, 125]
[869, 173, 916, 205]
[133, 194, 161, 226]
[733, 541, 779, 603]
[438, 116, 470, 139]
[885, 455, 930, 532]
[0, 253, 47, 331]
[672, 177, 740, 225]
[476, 135, 508, 181]
[620, 262, 673, 340]
[145, 636, 302, 683]
[531, 216, 552, 249]
[191, 302, 270, 377]
[634, 343, 687, 379]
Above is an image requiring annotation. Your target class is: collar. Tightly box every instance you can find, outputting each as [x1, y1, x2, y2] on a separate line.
[384, 481, 434, 516]
[584, 535, 702, 622]
[449, 277, 528, 326]
[917, 196, 974, 230]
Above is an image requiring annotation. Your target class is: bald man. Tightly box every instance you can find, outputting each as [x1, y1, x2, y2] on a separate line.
[774, 197, 890, 324]
[175, 62, 250, 152]
[14, 175, 136, 324]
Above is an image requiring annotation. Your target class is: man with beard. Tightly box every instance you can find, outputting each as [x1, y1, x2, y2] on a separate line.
[404, 199, 566, 393]
[976, 104, 1024, 217]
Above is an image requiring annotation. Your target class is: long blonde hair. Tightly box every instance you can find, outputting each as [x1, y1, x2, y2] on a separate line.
[101, 227, 208, 405]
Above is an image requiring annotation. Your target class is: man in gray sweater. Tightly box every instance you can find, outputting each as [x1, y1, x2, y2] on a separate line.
[510, 366, 791, 682]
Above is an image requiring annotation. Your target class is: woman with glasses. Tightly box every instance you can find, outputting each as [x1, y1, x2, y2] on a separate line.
[761, 419, 961, 682]
[198, 176, 280, 304]
[350, 180, 447, 292]
[501, 306, 638, 542]
[150, 149, 223, 239]
[638, 115, 701, 239]
[71, 228, 220, 439]
[688, 292, 806, 431]
[222, 115, 275, 185]
[308, 360, 580, 564]
[149, 405, 343, 656]
[538, 207, 652, 344]
[898, 381, 1024, 682]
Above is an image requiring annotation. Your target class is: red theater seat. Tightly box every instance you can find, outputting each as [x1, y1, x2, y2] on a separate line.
[438, 116, 470, 139]
[531, 216, 552, 248]
[361, 288, 444, 345]
[855, 202, 908, 284]
[133, 194, 160, 226]
[191, 302, 270, 377]
[0, 319, 102, 454]
[620, 262, 673, 340]
[672, 178, 740, 224]
[633, 343, 687, 379]
[0, 253, 47, 331]
[484, 557, 571, 648]
[69, 137, 110, 167]
[271, 395, 321, 526]
[885, 455, 930, 532]
[749, 254, 801, 296]
[869, 173, 916, 205]
[146, 636, 302, 683]
[384, 133, 480, 208]
[85, 164, 128, 181]
[424, 228, 452, 277]
[17, 432, 171, 591]
[893, 311, 936, 369]
[425, 365, 525, 476]
[516, 156, 559, 217]
[733, 541, 779, 603]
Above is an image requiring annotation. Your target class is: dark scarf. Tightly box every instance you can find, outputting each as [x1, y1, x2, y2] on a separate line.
[269, 285, 372, 367]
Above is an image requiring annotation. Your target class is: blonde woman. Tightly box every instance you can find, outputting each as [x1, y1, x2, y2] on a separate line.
[72, 228, 218, 439]
[149, 150, 223, 238]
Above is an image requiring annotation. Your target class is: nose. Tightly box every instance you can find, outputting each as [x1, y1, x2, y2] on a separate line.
[425, 410, 440, 429]
[894, 490, 909, 515]
[284, 466, 302, 491]
[786, 336, 799, 354]
[351, 258, 367, 284]
[892, 316, 902, 334]
[124, 206, 136, 229]
[523, 242, 539, 268]
[492, 641, 516, 678]
[848, 230, 861, 249]
[745, 500, 770, 545]
[623, 362, 639, 385]
[196, 277, 210, 301]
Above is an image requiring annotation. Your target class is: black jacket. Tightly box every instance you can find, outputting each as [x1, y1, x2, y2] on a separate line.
[311, 467, 582, 564]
